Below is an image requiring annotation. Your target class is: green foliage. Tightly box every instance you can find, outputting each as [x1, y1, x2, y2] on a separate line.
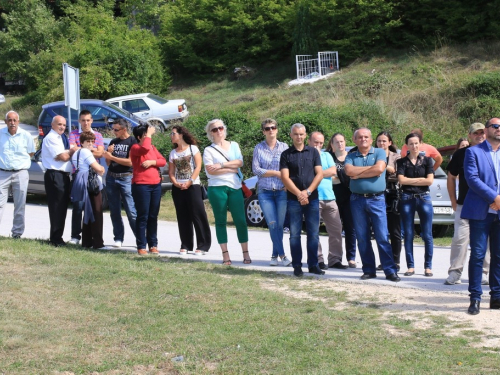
[291, 3, 318, 56]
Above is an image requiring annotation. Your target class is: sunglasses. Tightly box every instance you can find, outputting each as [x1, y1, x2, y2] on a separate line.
[486, 123, 500, 129]
[169, 132, 178, 136]
[112, 128, 122, 132]
[210, 126, 224, 133]
[264, 126, 277, 131]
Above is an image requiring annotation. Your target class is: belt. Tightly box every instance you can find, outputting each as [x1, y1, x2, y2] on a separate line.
[263, 187, 286, 191]
[0, 168, 24, 172]
[406, 192, 429, 198]
[108, 171, 133, 178]
[47, 169, 70, 176]
[353, 192, 384, 198]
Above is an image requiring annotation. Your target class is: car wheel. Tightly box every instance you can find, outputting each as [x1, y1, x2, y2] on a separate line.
[244, 194, 265, 227]
[148, 120, 165, 133]
[101, 188, 109, 210]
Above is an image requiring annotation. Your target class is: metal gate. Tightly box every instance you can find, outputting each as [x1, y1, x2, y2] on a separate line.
[295, 51, 339, 80]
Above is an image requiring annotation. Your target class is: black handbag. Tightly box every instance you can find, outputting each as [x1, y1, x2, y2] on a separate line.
[75, 150, 100, 196]
[385, 187, 400, 214]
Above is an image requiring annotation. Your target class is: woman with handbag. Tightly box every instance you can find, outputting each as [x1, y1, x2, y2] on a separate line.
[397, 132, 435, 277]
[252, 118, 291, 267]
[130, 124, 167, 255]
[169, 126, 211, 255]
[375, 131, 401, 271]
[202, 119, 251, 265]
[70, 131, 107, 250]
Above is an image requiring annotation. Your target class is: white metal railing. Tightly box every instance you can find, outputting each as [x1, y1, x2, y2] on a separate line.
[295, 51, 339, 80]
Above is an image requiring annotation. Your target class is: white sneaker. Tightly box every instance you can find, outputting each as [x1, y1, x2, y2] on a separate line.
[444, 270, 462, 285]
[270, 257, 278, 266]
[68, 238, 80, 245]
[482, 274, 489, 285]
[194, 249, 204, 256]
[180, 249, 187, 255]
[113, 241, 122, 248]
[280, 256, 292, 267]
[97, 246, 111, 250]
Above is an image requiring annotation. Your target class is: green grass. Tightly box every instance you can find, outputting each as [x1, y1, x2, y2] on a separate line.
[0, 238, 495, 374]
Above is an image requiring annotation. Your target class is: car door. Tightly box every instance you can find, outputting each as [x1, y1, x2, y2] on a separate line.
[121, 99, 151, 120]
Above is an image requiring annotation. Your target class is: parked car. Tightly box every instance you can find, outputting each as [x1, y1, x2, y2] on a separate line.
[0, 93, 5, 104]
[106, 93, 189, 131]
[24, 138, 172, 209]
[243, 166, 454, 237]
[37, 99, 146, 140]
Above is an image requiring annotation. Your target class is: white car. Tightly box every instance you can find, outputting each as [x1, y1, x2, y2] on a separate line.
[106, 93, 188, 131]
[0, 93, 5, 104]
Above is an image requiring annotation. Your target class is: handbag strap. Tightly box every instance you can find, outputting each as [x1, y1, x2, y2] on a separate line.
[210, 144, 230, 162]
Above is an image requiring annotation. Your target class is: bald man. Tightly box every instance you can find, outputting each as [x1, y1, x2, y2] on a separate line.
[41, 115, 75, 246]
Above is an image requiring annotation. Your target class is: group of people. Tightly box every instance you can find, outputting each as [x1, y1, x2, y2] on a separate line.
[1, 110, 499, 315]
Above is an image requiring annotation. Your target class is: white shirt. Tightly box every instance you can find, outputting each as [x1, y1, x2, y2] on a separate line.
[72, 148, 103, 190]
[41, 130, 72, 172]
[203, 142, 243, 189]
[0, 127, 36, 170]
[169, 145, 201, 184]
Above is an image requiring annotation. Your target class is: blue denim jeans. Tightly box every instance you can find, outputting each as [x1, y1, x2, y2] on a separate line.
[288, 199, 319, 268]
[106, 174, 137, 242]
[350, 193, 398, 275]
[400, 192, 433, 269]
[469, 214, 500, 301]
[258, 189, 287, 257]
[131, 183, 161, 250]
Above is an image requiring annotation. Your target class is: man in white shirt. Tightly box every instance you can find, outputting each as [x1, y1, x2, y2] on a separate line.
[42, 115, 75, 246]
[0, 111, 36, 238]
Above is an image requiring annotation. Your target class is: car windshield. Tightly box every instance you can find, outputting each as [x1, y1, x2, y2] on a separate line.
[103, 101, 142, 121]
[147, 94, 168, 104]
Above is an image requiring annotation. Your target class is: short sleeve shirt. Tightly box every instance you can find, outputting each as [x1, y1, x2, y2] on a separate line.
[0, 127, 36, 170]
[69, 129, 104, 165]
[447, 147, 468, 205]
[318, 151, 336, 201]
[400, 143, 440, 159]
[344, 147, 387, 194]
[169, 145, 201, 184]
[108, 136, 137, 174]
[396, 155, 434, 194]
[279, 145, 322, 201]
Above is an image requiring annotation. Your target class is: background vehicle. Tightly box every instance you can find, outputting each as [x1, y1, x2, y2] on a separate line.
[37, 99, 146, 140]
[0, 93, 5, 104]
[243, 166, 454, 237]
[107, 93, 189, 132]
[26, 138, 172, 209]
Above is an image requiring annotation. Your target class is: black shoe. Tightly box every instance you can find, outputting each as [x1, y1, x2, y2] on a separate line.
[396, 264, 400, 272]
[360, 273, 377, 280]
[490, 298, 500, 309]
[330, 262, 348, 269]
[376, 264, 383, 271]
[308, 265, 326, 275]
[385, 273, 401, 282]
[49, 241, 66, 247]
[293, 266, 303, 277]
[468, 300, 480, 315]
[318, 262, 328, 270]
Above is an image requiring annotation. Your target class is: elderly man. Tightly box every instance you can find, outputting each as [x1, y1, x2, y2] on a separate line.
[308, 131, 346, 270]
[42, 115, 75, 246]
[102, 118, 137, 248]
[462, 117, 500, 315]
[68, 109, 104, 245]
[280, 123, 324, 277]
[445, 123, 490, 286]
[345, 128, 400, 282]
[0, 111, 36, 238]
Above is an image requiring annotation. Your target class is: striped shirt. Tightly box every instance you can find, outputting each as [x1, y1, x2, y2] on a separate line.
[252, 140, 288, 191]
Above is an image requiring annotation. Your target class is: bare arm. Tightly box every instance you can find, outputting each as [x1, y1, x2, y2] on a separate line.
[322, 165, 337, 178]
[55, 148, 75, 161]
[432, 154, 443, 171]
[90, 161, 105, 176]
[398, 173, 434, 186]
[103, 151, 132, 167]
[92, 145, 104, 159]
[447, 172, 458, 211]
[346, 161, 385, 179]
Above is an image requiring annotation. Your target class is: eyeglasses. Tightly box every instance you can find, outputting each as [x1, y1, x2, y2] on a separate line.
[169, 132, 178, 136]
[112, 128, 122, 132]
[264, 126, 277, 131]
[486, 123, 500, 129]
[210, 126, 224, 133]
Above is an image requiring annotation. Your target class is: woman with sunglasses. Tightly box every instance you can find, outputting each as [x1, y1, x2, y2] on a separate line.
[252, 118, 291, 266]
[130, 124, 167, 255]
[169, 125, 211, 256]
[397, 132, 434, 277]
[203, 119, 251, 265]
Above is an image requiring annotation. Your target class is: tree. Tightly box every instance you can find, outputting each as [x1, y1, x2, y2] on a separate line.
[291, 3, 318, 57]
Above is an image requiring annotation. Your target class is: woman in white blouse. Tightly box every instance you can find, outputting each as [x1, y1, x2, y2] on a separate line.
[202, 119, 251, 265]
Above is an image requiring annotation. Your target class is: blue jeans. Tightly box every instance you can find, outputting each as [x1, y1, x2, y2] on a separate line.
[258, 189, 287, 257]
[469, 214, 500, 301]
[400, 193, 433, 269]
[131, 183, 161, 250]
[288, 199, 319, 268]
[350, 193, 397, 275]
[106, 174, 137, 242]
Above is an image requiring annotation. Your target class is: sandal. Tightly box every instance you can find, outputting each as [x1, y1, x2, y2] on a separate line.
[243, 250, 252, 264]
[222, 250, 232, 265]
[424, 269, 433, 277]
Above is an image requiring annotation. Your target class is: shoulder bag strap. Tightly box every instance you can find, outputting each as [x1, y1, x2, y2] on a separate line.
[210, 145, 230, 162]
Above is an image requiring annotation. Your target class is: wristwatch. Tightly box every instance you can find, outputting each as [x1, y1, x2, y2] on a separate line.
[306, 189, 312, 196]
[189, 178, 195, 183]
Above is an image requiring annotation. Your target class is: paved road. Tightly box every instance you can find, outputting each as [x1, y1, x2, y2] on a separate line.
[0, 201, 477, 295]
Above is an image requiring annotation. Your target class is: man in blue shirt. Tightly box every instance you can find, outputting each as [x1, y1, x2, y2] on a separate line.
[280, 123, 324, 277]
[0, 111, 36, 238]
[308, 131, 346, 270]
[345, 128, 400, 282]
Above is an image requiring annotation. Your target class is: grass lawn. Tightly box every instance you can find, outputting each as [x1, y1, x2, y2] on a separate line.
[0, 238, 493, 374]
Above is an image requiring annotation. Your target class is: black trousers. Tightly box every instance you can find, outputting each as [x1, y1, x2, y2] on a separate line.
[81, 191, 104, 249]
[387, 211, 402, 264]
[172, 184, 211, 251]
[45, 169, 71, 244]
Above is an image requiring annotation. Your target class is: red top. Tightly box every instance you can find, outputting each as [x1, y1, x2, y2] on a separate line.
[130, 137, 167, 185]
